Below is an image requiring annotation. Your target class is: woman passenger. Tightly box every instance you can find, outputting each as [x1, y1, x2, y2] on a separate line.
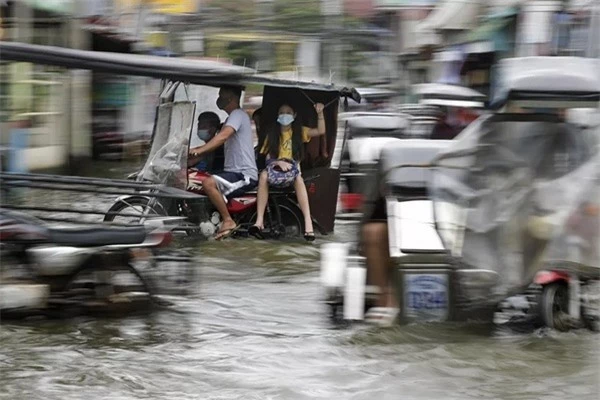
[249, 102, 325, 241]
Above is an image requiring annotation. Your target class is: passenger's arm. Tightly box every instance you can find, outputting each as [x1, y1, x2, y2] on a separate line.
[307, 103, 326, 137]
[189, 126, 235, 160]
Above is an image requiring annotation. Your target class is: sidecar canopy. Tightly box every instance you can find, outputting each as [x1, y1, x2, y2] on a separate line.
[492, 57, 600, 109]
[346, 113, 411, 138]
[381, 139, 452, 191]
[413, 83, 486, 108]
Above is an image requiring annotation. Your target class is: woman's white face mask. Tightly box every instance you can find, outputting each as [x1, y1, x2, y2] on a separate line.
[277, 114, 295, 126]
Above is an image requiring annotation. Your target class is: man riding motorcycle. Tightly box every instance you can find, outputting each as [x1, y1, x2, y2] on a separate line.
[188, 86, 259, 240]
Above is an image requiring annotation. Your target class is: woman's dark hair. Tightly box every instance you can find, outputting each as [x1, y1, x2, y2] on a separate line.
[252, 107, 263, 121]
[266, 105, 304, 161]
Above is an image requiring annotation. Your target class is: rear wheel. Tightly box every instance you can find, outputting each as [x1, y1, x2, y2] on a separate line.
[540, 282, 571, 331]
[104, 197, 166, 225]
[262, 202, 303, 239]
[52, 262, 155, 317]
[246, 202, 303, 239]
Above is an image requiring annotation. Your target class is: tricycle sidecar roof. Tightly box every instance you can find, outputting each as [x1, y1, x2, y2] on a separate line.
[413, 83, 486, 108]
[492, 56, 600, 109]
[380, 140, 452, 189]
[0, 41, 360, 101]
[345, 113, 411, 138]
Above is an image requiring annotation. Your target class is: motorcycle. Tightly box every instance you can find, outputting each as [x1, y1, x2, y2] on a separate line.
[104, 167, 312, 239]
[0, 209, 176, 319]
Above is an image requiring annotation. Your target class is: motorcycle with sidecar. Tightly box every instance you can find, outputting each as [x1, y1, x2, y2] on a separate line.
[0, 41, 360, 240]
[321, 56, 600, 330]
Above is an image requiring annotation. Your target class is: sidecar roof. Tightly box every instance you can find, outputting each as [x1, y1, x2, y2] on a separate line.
[0, 41, 359, 101]
[380, 139, 452, 189]
[413, 83, 486, 108]
[493, 56, 600, 109]
[346, 113, 411, 138]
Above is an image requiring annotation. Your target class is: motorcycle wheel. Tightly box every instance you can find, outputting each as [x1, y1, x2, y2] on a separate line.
[57, 262, 155, 317]
[540, 282, 571, 332]
[582, 281, 600, 332]
[104, 196, 166, 224]
[251, 201, 303, 239]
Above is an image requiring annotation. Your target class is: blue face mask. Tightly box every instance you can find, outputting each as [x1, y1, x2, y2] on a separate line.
[277, 114, 295, 126]
[197, 129, 211, 142]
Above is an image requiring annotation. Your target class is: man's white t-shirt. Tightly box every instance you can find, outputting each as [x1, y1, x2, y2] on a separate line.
[223, 108, 258, 181]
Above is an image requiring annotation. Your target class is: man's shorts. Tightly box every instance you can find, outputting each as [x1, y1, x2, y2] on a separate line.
[212, 171, 257, 199]
[364, 197, 387, 223]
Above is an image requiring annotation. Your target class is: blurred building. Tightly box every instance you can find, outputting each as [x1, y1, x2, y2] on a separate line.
[376, 0, 600, 99]
[0, 0, 90, 171]
[1, 0, 597, 171]
[0, 0, 199, 170]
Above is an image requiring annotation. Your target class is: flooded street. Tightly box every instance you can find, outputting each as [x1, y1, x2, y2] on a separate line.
[1, 163, 599, 400]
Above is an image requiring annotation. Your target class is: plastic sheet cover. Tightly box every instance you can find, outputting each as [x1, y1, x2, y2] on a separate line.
[429, 113, 600, 299]
[141, 102, 196, 189]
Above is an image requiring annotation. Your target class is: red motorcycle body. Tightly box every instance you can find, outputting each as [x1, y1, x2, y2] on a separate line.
[187, 170, 257, 215]
[534, 270, 570, 285]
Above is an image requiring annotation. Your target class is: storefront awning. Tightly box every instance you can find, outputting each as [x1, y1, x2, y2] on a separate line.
[418, 0, 480, 31]
[415, 0, 481, 47]
[457, 15, 514, 53]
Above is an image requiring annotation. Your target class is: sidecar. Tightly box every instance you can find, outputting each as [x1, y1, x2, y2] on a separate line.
[322, 139, 500, 324]
[430, 56, 600, 330]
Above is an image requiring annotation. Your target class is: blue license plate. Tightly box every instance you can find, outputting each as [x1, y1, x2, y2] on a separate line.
[404, 273, 449, 321]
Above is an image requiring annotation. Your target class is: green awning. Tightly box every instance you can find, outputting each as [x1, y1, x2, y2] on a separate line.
[25, 0, 72, 14]
[455, 14, 514, 53]
[487, 6, 519, 20]
[453, 6, 518, 52]
[463, 17, 511, 44]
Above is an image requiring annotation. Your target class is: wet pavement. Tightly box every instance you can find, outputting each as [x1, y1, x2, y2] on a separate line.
[1, 163, 599, 400]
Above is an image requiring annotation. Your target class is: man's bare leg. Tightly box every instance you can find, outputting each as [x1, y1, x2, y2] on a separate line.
[362, 222, 395, 307]
[203, 177, 236, 234]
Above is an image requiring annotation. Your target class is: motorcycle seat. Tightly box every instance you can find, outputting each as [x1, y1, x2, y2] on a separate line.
[47, 226, 148, 247]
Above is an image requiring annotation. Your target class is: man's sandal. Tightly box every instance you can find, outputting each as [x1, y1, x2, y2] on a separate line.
[215, 225, 240, 241]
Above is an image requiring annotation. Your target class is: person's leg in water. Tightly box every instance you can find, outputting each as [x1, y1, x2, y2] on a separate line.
[202, 176, 236, 238]
[362, 222, 396, 308]
[250, 170, 269, 238]
[294, 175, 315, 241]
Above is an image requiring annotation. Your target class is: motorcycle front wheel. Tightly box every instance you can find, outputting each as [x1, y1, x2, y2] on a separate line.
[59, 261, 156, 317]
[104, 196, 166, 225]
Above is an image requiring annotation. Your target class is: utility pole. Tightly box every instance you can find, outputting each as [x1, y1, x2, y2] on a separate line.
[321, 0, 345, 84]
[67, 0, 92, 170]
[255, 0, 274, 72]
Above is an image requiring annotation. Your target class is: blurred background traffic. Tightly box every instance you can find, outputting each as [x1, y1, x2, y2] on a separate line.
[0, 0, 598, 173]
